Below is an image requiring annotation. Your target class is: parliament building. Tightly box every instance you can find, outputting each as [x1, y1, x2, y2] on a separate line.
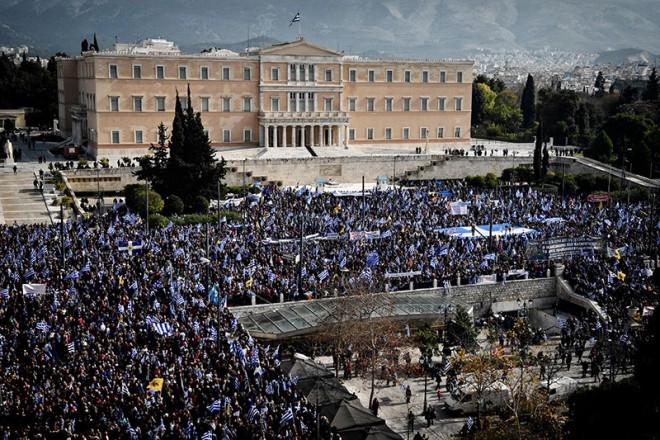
[57, 38, 473, 159]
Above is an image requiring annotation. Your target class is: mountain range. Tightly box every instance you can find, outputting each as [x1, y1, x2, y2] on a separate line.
[1, 0, 658, 59]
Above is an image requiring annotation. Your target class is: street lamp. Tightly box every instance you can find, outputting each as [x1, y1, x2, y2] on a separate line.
[439, 304, 454, 344]
[418, 349, 433, 412]
[516, 298, 533, 321]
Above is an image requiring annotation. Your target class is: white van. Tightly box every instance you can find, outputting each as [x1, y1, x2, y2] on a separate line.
[444, 380, 512, 415]
[544, 376, 578, 401]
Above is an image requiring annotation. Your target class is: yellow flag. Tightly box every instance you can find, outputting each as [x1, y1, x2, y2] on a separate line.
[147, 378, 164, 393]
[617, 271, 626, 281]
[246, 278, 254, 288]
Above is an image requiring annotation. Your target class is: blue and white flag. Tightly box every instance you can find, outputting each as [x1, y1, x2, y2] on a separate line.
[153, 322, 174, 335]
[289, 12, 301, 26]
[207, 399, 222, 413]
[280, 407, 295, 426]
[366, 251, 379, 267]
[248, 406, 260, 421]
[128, 280, 138, 291]
[318, 269, 329, 282]
[36, 321, 50, 333]
[484, 253, 496, 260]
[381, 229, 392, 239]
[467, 416, 474, 429]
[0, 288, 8, 299]
[118, 240, 143, 255]
[67, 342, 75, 354]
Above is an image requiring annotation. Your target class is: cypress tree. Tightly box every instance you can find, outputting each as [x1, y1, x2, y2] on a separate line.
[520, 74, 536, 128]
[533, 122, 543, 180]
[643, 67, 659, 101]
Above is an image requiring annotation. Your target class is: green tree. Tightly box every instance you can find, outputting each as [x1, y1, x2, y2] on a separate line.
[542, 145, 549, 178]
[124, 184, 164, 216]
[602, 113, 654, 164]
[643, 66, 659, 101]
[594, 71, 606, 97]
[446, 305, 478, 352]
[521, 73, 536, 128]
[588, 130, 614, 163]
[134, 122, 170, 195]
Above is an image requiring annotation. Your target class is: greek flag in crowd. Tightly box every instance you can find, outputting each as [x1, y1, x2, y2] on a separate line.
[36, 321, 50, 333]
[467, 416, 474, 429]
[118, 240, 143, 255]
[248, 406, 259, 421]
[67, 342, 75, 354]
[366, 251, 379, 267]
[280, 407, 294, 425]
[207, 399, 222, 413]
[153, 322, 174, 335]
[0, 288, 8, 299]
[318, 269, 329, 282]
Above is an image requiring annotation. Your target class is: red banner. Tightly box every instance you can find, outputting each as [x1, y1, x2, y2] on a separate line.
[587, 193, 609, 203]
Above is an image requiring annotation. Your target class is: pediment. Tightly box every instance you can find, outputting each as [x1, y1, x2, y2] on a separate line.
[260, 39, 343, 57]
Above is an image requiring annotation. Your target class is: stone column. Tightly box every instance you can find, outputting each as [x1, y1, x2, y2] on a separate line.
[264, 125, 270, 148]
[329, 125, 334, 146]
[273, 125, 278, 147]
[282, 125, 287, 148]
[300, 126, 305, 147]
[292, 126, 297, 148]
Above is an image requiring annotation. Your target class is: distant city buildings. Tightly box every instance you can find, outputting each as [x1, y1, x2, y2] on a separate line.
[56, 38, 473, 159]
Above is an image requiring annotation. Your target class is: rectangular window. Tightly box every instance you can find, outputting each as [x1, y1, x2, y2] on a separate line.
[133, 65, 141, 79]
[156, 65, 164, 79]
[348, 129, 355, 140]
[222, 97, 231, 112]
[223, 129, 231, 143]
[367, 128, 374, 140]
[349, 69, 356, 82]
[420, 127, 428, 139]
[109, 96, 119, 112]
[180, 98, 188, 110]
[308, 65, 315, 81]
[289, 92, 297, 112]
[438, 97, 446, 111]
[244, 129, 252, 142]
[403, 98, 411, 112]
[421, 98, 429, 111]
[385, 128, 392, 140]
[200, 97, 210, 112]
[271, 98, 280, 112]
[386, 70, 393, 82]
[271, 68, 279, 81]
[243, 67, 251, 80]
[348, 98, 356, 112]
[178, 66, 187, 79]
[132, 96, 142, 112]
[111, 131, 120, 144]
[222, 67, 230, 80]
[455, 97, 463, 111]
[109, 64, 118, 78]
[307, 93, 315, 111]
[422, 70, 429, 83]
[440, 71, 446, 83]
[404, 70, 411, 83]
[402, 127, 410, 140]
[454, 127, 461, 138]
[299, 65, 306, 81]
[437, 127, 444, 138]
[200, 66, 209, 80]
[156, 97, 165, 112]
[324, 98, 332, 111]
[457, 71, 463, 83]
[367, 98, 375, 112]
[385, 98, 393, 112]
[368, 69, 375, 82]
[243, 97, 252, 112]
[325, 69, 332, 82]
[135, 130, 144, 144]
[289, 65, 297, 81]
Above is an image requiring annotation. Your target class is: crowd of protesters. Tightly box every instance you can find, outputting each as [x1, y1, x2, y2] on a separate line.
[0, 177, 657, 437]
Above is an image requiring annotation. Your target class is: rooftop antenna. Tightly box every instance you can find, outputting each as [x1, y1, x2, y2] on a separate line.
[247, 26, 250, 52]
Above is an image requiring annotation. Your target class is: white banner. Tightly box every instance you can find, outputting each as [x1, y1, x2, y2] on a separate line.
[22, 283, 47, 295]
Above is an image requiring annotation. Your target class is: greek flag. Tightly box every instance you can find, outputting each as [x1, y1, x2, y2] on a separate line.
[36, 321, 50, 333]
[153, 322, 174, 335]
[366, 251, 379, 267]
[381, 229, 392, 239]
[318, 269, 329, 282]
[128, 280, 138, 291]
[301, 266, 307, 278]
[201, 431, 213, 440]
[251, 346, 260, 365]
[80, 261, 90, 273]
[248, 406, 259, 421]
[207, 399, 222, 413]
[272, 345, 280, 358]
[405, 324, 410, 337]
[24, 268, 35, 279]
[122, 382, 131, 396]
[265, 382, 274, 394]
[280, 407, 294, 426]
[442, 361, 451, 374]
[467, 416, 474, 429]
[339, 256, 347, 268]
[118, 240, 143, 255]
[484, 253, 496, 260]
[67, 342, 75, 354]
[289, 12, 301, 26]
[0, 288, 8, 299]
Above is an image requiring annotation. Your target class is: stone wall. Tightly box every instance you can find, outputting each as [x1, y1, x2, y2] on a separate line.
[63, 168, 140, 193]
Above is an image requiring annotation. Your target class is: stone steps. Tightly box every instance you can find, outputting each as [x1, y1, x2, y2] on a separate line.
[0, 171, 53, 225]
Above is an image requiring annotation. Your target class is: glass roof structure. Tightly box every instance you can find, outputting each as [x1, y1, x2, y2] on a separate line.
[234, 294, 470, 340]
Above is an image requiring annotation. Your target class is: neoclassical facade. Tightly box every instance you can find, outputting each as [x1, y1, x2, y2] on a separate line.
[57, 38, 473, 159]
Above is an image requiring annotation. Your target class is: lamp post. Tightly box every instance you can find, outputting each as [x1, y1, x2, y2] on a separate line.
[517, 298, 533, 358]
[418, 350, 433, 412]
[145, 178, 149, 237]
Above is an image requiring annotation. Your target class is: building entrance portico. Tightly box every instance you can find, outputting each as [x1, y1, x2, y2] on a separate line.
[260, 114, 349, 148]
